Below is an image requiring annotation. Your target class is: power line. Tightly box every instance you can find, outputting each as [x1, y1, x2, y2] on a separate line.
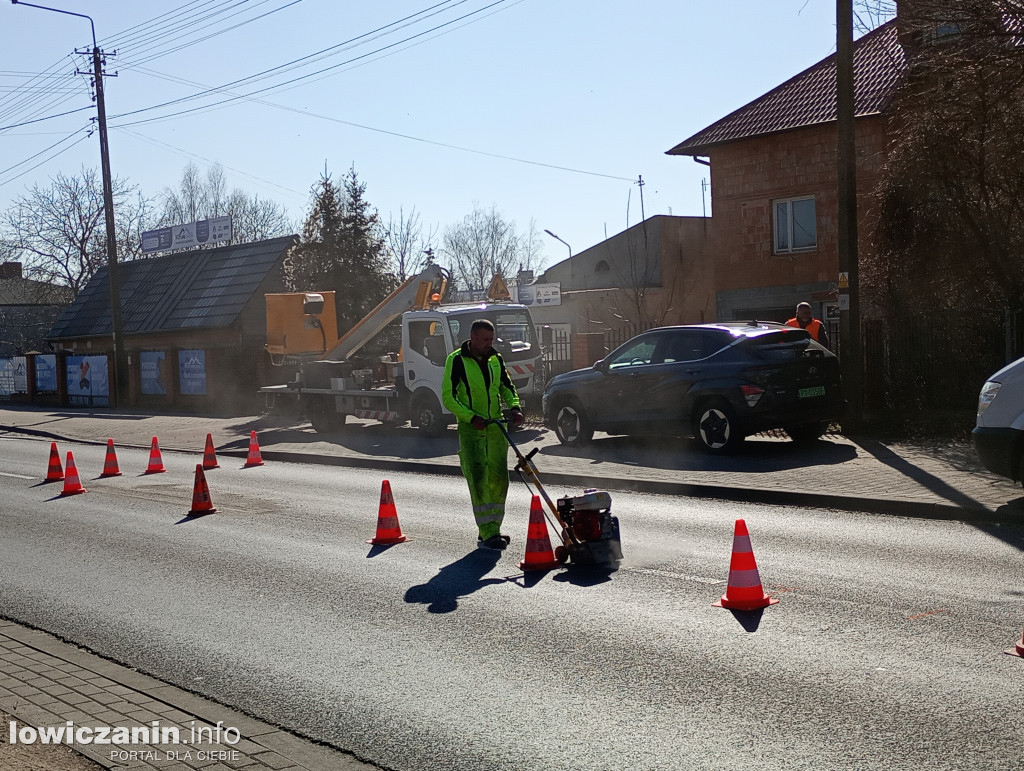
[119, 0, 303, 69]
[0, 105, 94, 132]
[0, 126, 91, 188]
[108, 1, 508, 124]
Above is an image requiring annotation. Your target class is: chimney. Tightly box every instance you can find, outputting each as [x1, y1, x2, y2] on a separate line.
[0, 262, 23, 280]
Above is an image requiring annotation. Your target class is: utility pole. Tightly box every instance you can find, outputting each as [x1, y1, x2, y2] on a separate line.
[13, 1, 128, 408]
[837, 0, 863, 427]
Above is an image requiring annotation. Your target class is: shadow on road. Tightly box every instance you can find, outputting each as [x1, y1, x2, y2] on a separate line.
[404, 550, 505, 613]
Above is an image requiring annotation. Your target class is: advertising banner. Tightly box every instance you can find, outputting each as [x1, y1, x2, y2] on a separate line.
[178, 350, 207, 395]
[34, 354, 57, 392]
[512, 283, 561, 307]
[140, 351, 168, 395]
[0, 359, 13, 396]
[66, 355, 110, 406]
[141, 216, 232, 254]
[12, 356, 27, 392]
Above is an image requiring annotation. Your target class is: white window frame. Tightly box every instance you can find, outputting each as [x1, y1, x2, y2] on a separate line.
[773, 196, 817, 254]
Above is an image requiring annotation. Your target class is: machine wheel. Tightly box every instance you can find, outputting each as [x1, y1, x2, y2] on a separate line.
[554, 545, 570, 564]
[308, 399, 346, 434]
[413, 392, 446, 437]
[693, 399, 743, 454]
[553, 401, 593, 447]
[785, 421, 829, 443]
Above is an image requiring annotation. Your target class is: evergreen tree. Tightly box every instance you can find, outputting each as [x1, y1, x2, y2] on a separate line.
[283, 166, 396, 336]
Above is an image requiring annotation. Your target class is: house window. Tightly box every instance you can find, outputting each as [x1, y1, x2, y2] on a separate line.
[774, 196, 816, 254]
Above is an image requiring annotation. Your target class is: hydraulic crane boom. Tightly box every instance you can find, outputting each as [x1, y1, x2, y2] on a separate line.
[321, 264, 447, 361]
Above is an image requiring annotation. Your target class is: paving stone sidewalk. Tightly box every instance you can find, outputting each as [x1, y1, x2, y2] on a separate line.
[0, 620, 376, 771]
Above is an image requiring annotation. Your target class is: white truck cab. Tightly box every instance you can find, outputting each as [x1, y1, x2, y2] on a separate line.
[973, 355, 1024, 484]
[401, 303, 538, 433]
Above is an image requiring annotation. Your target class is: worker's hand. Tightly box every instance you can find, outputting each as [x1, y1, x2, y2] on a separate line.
[511, 409, 525, 426]
[471, 415, 487, 431]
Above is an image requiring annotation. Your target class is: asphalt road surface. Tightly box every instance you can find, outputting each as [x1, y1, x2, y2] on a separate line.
[1, 435, 1023, 771]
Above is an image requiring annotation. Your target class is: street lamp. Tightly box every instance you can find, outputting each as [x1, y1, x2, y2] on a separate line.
[543, 229, 572, 261]
[13, 0, 128, 409]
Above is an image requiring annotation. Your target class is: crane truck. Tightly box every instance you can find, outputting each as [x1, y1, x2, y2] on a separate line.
[262, 265, 541, 435]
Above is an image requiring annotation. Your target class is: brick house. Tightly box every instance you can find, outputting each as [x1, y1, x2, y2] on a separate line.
[666, 20, 905, 333]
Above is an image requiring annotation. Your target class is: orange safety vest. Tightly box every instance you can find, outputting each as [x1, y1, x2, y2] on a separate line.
[786, 317, 824, 342]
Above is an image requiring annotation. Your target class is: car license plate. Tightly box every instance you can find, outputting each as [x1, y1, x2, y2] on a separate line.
[798, 385, 825, 398]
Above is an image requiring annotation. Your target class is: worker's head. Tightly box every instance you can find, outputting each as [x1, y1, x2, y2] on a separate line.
[795, 302, 813, 324]
[469, 319, 495, 357]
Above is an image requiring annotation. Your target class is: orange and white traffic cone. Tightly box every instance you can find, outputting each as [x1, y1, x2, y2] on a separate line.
[44, 441, 64, 482]
[145, 437, 166, 474]
[1005, 627, 1024, 658]
[60, 451, 87, 496]
[367, 480, 408, 545]
[243, 430, 264, 467]
[100, 438, 122, 477]
[519, 495, 562, 571]
[713, 519, 779, 611]
[188, 464, 217, 515]
[202, 433, 219, 470]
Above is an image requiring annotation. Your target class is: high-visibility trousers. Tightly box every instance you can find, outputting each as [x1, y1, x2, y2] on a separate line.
[457, 421, 510, 540]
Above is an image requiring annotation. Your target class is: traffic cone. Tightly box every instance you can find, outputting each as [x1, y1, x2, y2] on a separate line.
[1005, 628, 1024, 658]
[243, 430, 264, 467]
[100, 438, 122, 477]
[202, 433, 219, 469]
[367, 480, 407, 545]
[188, 464, 217, 515]
[713, 519, 779, 611]
[518, 495, 562, 571]
[44, 441, 64, 482]
[144, 437, 166, 474]
[59, 451, 87, 496]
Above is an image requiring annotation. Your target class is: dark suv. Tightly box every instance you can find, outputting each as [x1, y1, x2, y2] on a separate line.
[542, 322, 844, 453]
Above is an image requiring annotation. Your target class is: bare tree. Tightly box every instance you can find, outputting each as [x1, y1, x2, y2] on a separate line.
[385, 206, 438, 281]
[442, 203, 531, 290]
[0, 167, 149, 295]
[866, 0, 1024, 315]
[226, 190, 293, 243]
[159, 162, 292, 245]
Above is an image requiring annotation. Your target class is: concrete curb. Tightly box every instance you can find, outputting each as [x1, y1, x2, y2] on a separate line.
[6, 422, 1013, 526]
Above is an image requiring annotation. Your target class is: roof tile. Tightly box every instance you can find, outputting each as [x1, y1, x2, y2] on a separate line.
[667, 20, 904, 156]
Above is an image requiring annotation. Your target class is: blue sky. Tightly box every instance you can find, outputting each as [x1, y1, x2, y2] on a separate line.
[1, 1, 878, 270]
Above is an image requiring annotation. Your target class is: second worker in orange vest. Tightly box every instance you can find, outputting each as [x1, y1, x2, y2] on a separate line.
[786, 302, 830, 349]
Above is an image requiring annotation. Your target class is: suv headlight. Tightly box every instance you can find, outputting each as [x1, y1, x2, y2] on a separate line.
[978, 381, 1000, 415]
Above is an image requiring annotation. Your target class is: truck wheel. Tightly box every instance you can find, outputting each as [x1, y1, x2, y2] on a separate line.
[693, 399, 743, 454]
[413, 393, 446, 437]
[308, 400, 346, 434]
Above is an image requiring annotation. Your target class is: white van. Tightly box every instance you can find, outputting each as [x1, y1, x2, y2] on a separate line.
[973, 355, 1024, 484]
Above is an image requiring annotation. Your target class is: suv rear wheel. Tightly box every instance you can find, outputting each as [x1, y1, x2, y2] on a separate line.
[553, 401, 593, 447]
[694, 400, 743, 454]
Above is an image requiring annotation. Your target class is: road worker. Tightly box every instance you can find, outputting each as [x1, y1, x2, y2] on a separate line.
[442, 319, 525, 550]
[787, 301, 830, 348]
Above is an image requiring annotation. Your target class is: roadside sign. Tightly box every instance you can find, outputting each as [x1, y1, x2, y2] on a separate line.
[141, 216, 232, 254]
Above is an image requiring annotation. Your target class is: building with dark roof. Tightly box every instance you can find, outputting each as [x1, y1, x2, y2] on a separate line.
[45, 235, 297, 411]
[666, 19, 905, 327]
[0, 261, 73, 358]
